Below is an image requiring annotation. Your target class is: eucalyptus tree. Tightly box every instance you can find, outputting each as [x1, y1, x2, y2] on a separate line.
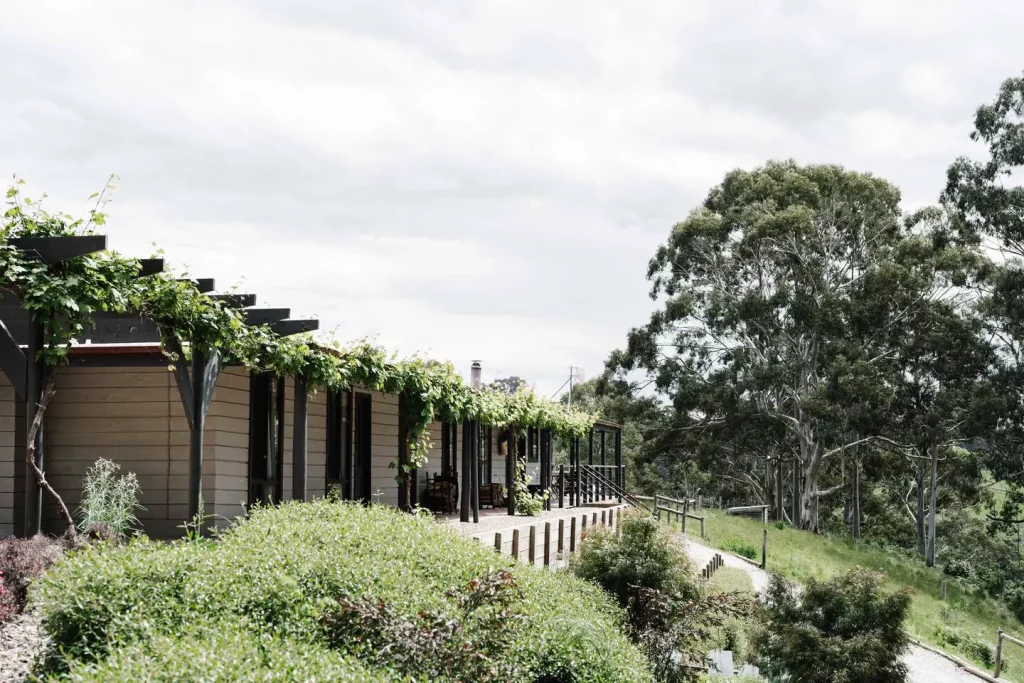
[611, 161, 981, 531]
[944, 73, 1024, 526]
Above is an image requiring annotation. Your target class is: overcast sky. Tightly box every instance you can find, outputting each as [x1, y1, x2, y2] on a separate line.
[0, 1, 1016, 395]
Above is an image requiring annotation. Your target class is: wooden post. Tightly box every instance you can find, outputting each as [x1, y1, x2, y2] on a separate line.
[511, 529, 520, 560]
[761, 529, 768, 570]
[592, 512, 597, 527]
[507, 426, 516, 517]
[558, 464, 565, 508]
[616, 508, 622, 537]
[494, 532, 503, 555]
[544, 522, 551, 566]
[581, 513, 588, 541]
[941, 580, 948, 601]
[996, 630, 1004, 678]
[529, 525, 537, 564]
[682, 499, 689, 533]
[700, 517, 706, 539]
[570, 516, 577, 553]
[558, 519, 565, 553]
[601, 510, 607, 527]
[654, 493, 660, 520]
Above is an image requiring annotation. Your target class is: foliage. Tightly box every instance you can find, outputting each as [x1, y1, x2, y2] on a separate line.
[0, 181, 600, 501]
[56, 629, 384, 683]
[76, 459, 144, 540]
[0, 535, 66, 623]
[691, 510, 1024, 674]
[753, 568, 911, 683]
[35, 500, 651, 682]
[571, 511, 696, 607]
[513, 458, 548, 516]
[719, 539, 758, 560]
[607, 160, 989, 532]
[626, 587, 752, 683]
[322, 570, 526, 682]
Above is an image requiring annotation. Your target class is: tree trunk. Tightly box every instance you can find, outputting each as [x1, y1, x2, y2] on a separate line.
[24, 377, 75, 535]
[916, 460, 926, 558]
[775, 457, 784, 522]
[852, 449, 861, 539]
[926, 445, 938, 567]
[791, 461, 800, 529]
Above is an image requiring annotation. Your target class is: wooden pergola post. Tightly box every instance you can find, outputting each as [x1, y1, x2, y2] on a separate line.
[506, 425, 516, 516]
[461, 421, 472, 522]
[292, 376, 308, 502]
[615, 428, 623, 503]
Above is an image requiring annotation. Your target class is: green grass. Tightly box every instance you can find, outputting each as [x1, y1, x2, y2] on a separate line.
[706, 567, 754, 596]
[686, 510, 1020, 680]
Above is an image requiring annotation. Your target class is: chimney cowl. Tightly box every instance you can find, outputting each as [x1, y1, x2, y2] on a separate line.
[470, 360, 482, 389]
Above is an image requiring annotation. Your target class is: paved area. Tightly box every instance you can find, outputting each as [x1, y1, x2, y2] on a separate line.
[682, 536, 991, 683]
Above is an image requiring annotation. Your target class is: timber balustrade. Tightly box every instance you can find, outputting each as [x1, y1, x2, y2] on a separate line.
[485, 504, 629, 568]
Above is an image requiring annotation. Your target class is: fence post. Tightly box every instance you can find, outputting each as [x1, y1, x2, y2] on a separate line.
[592, 512, 598, 527]
[996, 630, 1004, 678]
[654, 494, 660, 520]
[601, 510, 607, 527]
[581, 513, 588, 539]
[494, 532, 502, 555]
[682, 499, 688, 534]
[570, 516, 577, 553]
[616, 508, 622, 536]
[761, 529, 768, 570]
[941, 581, 948, 601]
[544, 522, 551, 566]
[700, 517, 706, 539]
[558, 519, 565, 553]
[529, 525, 537, 564]
[511, 529, 520, 560]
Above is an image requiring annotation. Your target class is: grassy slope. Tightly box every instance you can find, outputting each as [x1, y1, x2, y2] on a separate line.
[685, 509, 1021, 679]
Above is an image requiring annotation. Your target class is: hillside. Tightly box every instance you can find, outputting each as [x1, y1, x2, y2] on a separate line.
[684, 509, 1021, 679]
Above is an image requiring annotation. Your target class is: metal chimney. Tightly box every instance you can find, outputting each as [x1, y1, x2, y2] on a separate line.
[470, 360, 482, 389]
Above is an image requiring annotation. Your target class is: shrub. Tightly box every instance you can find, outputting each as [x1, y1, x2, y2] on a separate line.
[752, 568, 911, 683]
[59, 629, 383, 682]
[720, 539, 758, 560]
[935, 624, 997, 669]
[323, 569, 525, 682]
[513, 458, 548, 516]
[36, 500, 651, 682]
[76, 459, 143, 539]
[0, 535, 66, 623]
[570, 511, 696, 607]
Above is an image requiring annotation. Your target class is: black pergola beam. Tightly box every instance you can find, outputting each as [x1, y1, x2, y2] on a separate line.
[177, 278, 216, 293]
[9, 235, 107, 264]
[210, 293, 257, 308]
[136, 259, 164, 277]
[243, 308, 291, 326]
[272, 319, 318, 337]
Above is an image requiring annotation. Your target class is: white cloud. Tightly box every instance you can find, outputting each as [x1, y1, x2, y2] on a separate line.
[0, 0, 1016, 393]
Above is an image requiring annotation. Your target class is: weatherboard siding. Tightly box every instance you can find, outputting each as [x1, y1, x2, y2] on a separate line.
[0, 375, 14, 536]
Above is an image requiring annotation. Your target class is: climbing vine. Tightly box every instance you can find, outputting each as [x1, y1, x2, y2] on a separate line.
[0, 179, 599, 485]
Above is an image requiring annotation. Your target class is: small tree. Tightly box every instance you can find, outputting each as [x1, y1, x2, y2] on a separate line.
[753, 568, 911, 683]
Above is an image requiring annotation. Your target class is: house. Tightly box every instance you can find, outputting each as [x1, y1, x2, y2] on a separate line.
[0, 234, 623, 538]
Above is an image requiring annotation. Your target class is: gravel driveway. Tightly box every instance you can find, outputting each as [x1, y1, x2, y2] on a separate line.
[682, 536, 994, 683]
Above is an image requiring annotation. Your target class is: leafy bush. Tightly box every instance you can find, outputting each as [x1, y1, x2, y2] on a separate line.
[76, 459, 143, 539]
[720, 539, 757, 560]
[752, 568, 911, 683]
[36, 500, 650, 682]
[0, 535, 66, 623]
[58, 629, 382, 682]
[571, 511, 695, 607]
[935, 624, 997, 669]
[323, 569, 524, 682]
[513, 458, 548, 515]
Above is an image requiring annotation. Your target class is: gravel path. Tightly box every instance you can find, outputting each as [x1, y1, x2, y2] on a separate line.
[0, 608, 48, 683]
[681, 536, 991, 683]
